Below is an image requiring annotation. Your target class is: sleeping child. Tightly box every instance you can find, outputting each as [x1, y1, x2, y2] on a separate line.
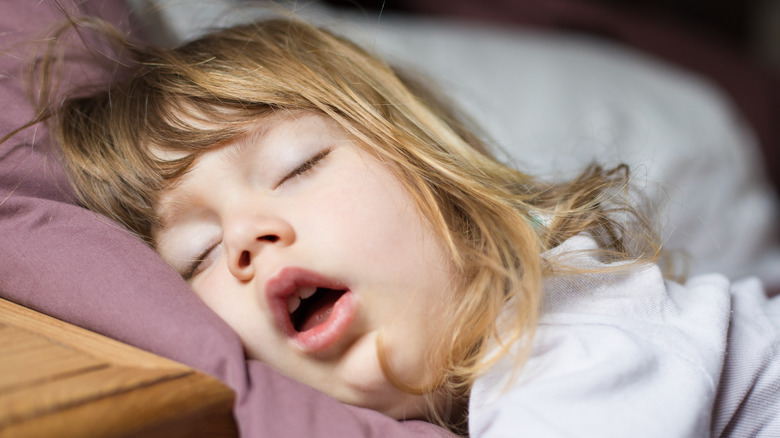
[32, 13, 780, 437]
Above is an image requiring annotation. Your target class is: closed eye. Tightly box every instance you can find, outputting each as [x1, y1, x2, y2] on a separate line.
[276, 148, 332, 188]
[182, 241, 220, 281]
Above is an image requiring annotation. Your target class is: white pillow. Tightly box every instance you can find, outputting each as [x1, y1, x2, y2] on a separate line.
[129, 0, 780, 285]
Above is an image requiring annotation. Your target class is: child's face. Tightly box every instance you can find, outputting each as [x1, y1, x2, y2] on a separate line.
[154, 112, 456, 419]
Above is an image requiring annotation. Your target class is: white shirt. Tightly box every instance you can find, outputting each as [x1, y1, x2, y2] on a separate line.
[469, 235, 780, 437]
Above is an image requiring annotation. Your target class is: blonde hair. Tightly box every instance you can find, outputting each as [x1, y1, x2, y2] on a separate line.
[43, 16, 659, 433]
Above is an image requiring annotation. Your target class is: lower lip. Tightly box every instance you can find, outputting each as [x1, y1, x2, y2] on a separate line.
[294, 290, 356, 353]
[266, 268, 357, 354]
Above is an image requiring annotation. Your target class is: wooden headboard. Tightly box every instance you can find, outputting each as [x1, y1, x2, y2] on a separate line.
[0, 298, 238, 437]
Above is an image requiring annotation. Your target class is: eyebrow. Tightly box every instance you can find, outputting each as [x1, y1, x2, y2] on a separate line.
[155, 113, 306, 232]
[156, 186, 199, 233]
[224, 125, 266, 164]
[155, 123, 273, 231]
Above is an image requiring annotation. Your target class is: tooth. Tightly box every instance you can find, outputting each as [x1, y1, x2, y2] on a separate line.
[287, 296, 301, 314]
[299, 286, 317, 300]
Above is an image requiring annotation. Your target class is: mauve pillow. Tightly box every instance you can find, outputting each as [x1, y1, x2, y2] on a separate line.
[0, 1, 452, 436]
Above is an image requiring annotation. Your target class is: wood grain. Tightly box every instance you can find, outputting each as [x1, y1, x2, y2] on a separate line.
[0, 298, 238, 437]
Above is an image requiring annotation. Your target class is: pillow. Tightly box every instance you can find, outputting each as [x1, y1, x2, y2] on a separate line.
[345, 13, 780, 284]
[0, 1, 453, 436]
[378, 1, 780, 180]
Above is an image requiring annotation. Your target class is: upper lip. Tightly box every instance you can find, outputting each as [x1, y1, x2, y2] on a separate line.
[265, 267, 347, 336]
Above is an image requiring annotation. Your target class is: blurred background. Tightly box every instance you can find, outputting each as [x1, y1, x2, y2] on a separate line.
[324, 0, 780, 68]
[321, 0, 780, 193]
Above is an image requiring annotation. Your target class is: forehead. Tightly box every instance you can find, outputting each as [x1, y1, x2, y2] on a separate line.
[152, 111, 345, 232]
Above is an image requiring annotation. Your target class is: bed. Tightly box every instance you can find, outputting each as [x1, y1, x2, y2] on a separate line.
[1, 0, 778, 436]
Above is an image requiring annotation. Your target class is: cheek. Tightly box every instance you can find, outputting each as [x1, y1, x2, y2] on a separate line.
[191, 270, 271, 352]
[191, 270, 235, 314]
[310, 167, 415, 254]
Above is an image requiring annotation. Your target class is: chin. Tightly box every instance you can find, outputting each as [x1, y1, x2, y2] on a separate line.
[335, 381, 433, 421]
[328, 345, 438, 420]
[382, 396, 433, 421]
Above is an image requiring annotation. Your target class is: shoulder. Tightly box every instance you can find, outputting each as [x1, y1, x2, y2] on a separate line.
[470, 235, 739, 437]
[712, 276, 780, 437]
[541, 234, 728, 313]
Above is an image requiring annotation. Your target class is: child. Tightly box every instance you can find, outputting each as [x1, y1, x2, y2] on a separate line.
[44, 15, 780, 437]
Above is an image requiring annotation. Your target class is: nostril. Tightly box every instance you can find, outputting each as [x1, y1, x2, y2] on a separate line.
[238, 250, 251, 268]
[259, 235, 279, 243]
[236, 235, 281, 270]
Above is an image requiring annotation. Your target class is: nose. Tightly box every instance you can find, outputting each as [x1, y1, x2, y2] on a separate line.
[223, 213, 295, 281]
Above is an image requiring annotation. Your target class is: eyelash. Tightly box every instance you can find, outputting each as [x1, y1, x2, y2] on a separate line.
[275, 148, 332, 188]
[181, 148, 332, 281]
[183, 242, 219, 281]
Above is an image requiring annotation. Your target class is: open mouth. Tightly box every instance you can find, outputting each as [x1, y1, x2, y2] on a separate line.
[288, 287, 347, 332]
[266, 267, 356, 353]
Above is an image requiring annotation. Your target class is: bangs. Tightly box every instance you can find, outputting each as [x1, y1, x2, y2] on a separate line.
[142, 98, 280, 182]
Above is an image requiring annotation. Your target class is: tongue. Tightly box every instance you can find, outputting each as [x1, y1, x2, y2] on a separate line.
[296, 289, 343, 332]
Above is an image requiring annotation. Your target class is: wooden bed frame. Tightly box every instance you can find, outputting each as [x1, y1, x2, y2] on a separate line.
[0, 298, 238, 437]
